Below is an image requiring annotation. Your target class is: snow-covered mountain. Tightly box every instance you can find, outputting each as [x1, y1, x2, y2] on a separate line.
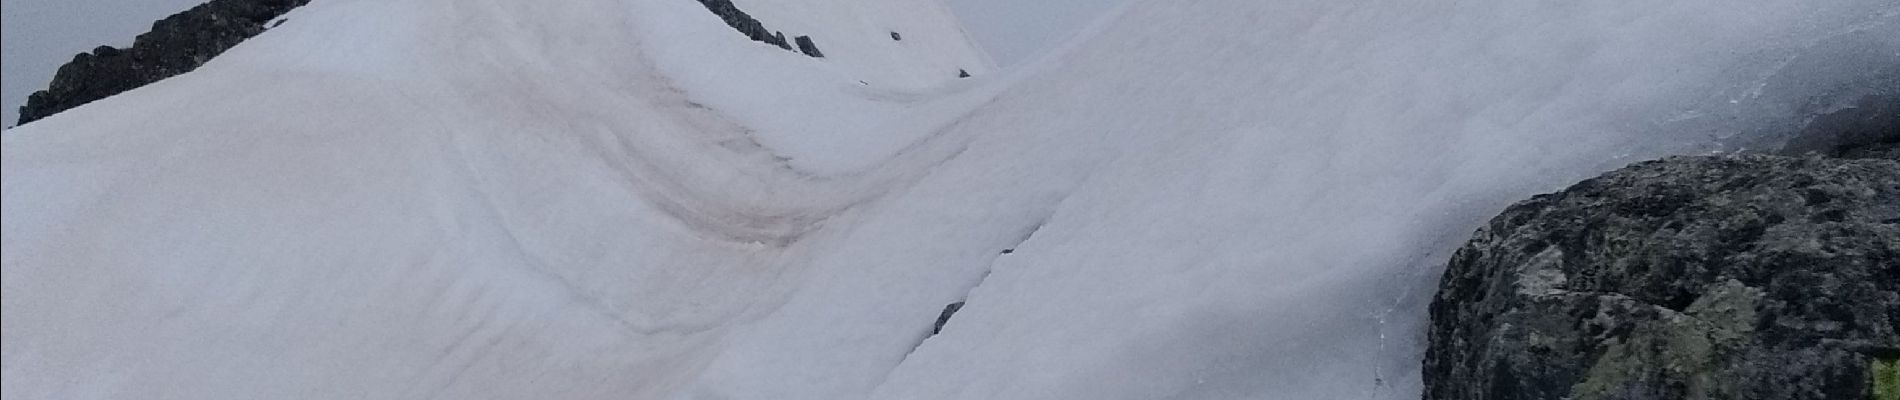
[3, 0, 1895, 399]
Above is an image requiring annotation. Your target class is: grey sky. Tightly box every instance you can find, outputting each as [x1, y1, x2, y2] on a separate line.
[945, 0, 1124, 67]
[1, 0, 1122, 128]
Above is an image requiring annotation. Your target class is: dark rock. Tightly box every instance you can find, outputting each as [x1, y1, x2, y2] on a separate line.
[1780, 95, 1900, 160]
[17, 0, 311, 126]
[795, 35, 824, 58]
[687, 0, 830, 58]
[1426, 150, 1900, 400]
[959, 69, 971, 78]
[1841, 141, 1900, 162]
[89, 46, 122, 58]
[891, 31, 902, 41]
[692, 0, 791, 50]
[690, 0, 841, 57]
[934, 301, 965, 335]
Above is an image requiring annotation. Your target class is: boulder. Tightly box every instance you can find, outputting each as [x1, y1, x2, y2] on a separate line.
[1425, 147, 1900, 399]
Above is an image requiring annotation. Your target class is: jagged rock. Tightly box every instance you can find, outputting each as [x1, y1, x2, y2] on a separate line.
[692, 0, 790, 50]
[795, 35, 824, 58]
[17, 0, 311, 125]
[958, 69, 971, 78]
[1425, 147, 1900, 399]
[690, 0, 850, 56]
[934, 301, 965, 335]
[891, 31, 903, 41]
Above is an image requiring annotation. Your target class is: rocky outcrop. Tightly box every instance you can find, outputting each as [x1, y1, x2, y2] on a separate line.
[794, 35, 824, 58]
[1425, 141, 1900, 399]
[693, 0, 792, 51]
[693, 0, 824, 58]
[934, 301, 965, 335]
[17, 0, 310, 126]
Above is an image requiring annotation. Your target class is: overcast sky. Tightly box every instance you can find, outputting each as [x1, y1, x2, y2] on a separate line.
[1, 0, 1123, 128]
[944, 0, 1122, 67]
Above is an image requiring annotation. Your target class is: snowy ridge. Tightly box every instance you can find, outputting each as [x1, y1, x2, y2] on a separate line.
[5, 0, 1898, 399]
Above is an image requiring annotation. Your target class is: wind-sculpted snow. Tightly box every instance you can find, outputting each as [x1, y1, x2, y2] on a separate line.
[3, 0, 1896, 399]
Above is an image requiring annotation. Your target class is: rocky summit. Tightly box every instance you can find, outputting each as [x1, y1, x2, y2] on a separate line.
[1425, 141, 1900, 399]
[16, 0, 310, 126]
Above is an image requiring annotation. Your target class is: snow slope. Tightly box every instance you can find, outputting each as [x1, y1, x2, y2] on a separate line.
[4, 0, 1896, 399]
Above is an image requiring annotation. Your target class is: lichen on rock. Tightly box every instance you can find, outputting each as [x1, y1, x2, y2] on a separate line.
[1424, 140, 1900, 399]
[1878, 356, 1900, 400]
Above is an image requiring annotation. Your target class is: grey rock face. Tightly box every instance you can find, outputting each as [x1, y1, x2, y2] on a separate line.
[934, 301, 965, 335]
[1425, 150, 1900, 399]
[692, 0, 832, 57]
[795, 35, 824, 58]
[694, 0, 792, 51]
[17, 0, 311, 126]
